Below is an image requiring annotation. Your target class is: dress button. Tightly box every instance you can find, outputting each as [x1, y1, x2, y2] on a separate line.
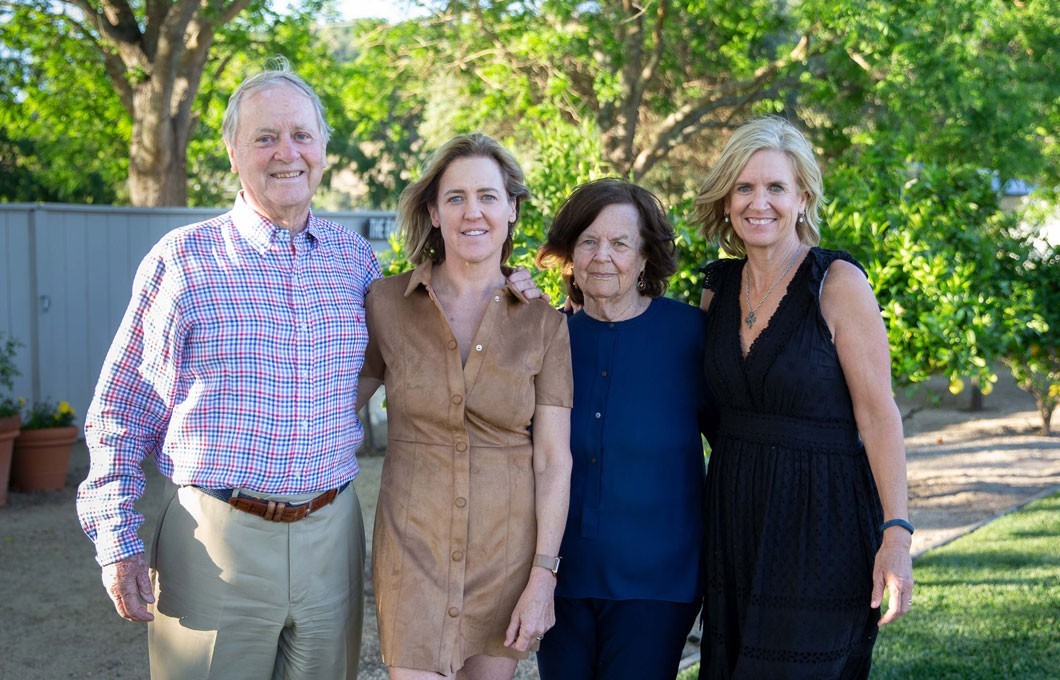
[448, 340, 458, 350]
[455, 497, 467, 508]
[456, 442, 468, 452]
[448, 607, 460, 617]
[594, 412, 601, 419]
[475, 344, 483, 352]
[452, 550, 464, 561]
[451, 395, 463, 405]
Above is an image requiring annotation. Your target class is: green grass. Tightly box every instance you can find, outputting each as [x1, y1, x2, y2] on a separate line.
[682, 491, 1060, 679]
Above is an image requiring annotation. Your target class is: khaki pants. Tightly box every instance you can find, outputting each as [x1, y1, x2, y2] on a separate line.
[147, 479, 365, 680]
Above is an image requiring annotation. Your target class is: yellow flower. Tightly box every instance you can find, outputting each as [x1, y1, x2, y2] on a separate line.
[58, 401, 74, 415]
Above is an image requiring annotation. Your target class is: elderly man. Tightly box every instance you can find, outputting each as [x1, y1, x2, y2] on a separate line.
[77, 62, 376, 679]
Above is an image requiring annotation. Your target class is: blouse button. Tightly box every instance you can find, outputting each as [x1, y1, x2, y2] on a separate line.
[475, 344, 483, 352]
[455, 497, 467, 508]
[447, 340, 457, 350]
[594, 412, 601, 419]
[448, 607, 460, 617]
[600, 370, 608, 377]
[456, 442, 468, 452]
[451, 550, 464, 562]
[451, 395, 463, 405]
[494, 296, 501, 302]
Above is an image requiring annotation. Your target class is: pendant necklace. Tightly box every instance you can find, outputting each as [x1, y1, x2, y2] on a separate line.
[744, 243, 803, 329]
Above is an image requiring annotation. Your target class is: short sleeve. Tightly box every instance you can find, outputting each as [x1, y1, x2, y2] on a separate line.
[806, 247, 868, 303]
[360, 279, 386, 381]
[534, 312, 573, 409]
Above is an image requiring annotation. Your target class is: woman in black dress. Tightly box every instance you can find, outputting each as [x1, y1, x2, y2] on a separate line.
[693, 117, 914, 679]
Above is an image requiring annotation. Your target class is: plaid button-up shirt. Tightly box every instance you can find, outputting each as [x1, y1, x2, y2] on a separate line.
[77, 195, 382, 566]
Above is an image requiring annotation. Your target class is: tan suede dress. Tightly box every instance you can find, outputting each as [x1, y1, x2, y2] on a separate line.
[361, 262, 573, 674]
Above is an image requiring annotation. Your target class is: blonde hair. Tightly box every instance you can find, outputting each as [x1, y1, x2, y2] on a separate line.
[692, 116, 822, 257]
[399, 133, 530, 265]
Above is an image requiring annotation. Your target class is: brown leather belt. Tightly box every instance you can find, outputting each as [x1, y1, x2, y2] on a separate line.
[195, 482, 349, 523]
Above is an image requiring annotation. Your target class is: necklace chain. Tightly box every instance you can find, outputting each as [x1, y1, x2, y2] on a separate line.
[744, 244, 803, 329]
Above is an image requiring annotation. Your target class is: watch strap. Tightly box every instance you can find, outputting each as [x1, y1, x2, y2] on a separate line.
[533, 553, 561, 575]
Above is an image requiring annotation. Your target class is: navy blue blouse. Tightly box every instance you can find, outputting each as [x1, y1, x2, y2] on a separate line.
[556, 296, 713, 603]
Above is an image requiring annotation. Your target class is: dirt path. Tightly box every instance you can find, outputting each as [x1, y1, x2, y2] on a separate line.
[0, 375, 1055, 679]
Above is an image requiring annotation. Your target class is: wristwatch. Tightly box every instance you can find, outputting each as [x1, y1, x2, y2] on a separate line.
[533, 553, 561, 576]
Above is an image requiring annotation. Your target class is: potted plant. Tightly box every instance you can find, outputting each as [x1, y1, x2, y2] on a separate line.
[10, 398, 78, 493]
[0, 333, 22, 506]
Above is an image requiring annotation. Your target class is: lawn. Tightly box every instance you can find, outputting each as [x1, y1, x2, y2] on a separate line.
[681, 491, 1060, 679]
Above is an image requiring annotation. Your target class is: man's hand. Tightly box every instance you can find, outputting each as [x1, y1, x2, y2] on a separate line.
[102, 553, 155, 622]
[507, 266, 548, 302]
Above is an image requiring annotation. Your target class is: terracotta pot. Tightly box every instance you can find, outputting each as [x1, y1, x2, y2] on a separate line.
[0, 415, 20, 506]
[10, 425, 78, 492]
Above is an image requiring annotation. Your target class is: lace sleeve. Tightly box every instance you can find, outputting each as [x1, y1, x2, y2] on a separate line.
[699, 259, 732, 293]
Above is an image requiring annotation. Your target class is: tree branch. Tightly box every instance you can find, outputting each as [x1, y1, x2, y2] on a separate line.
[629, 29, 820, 178]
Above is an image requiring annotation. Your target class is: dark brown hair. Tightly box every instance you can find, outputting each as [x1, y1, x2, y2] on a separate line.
[536, 178, 677, 306]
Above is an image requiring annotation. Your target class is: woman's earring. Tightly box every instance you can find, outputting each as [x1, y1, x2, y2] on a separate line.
[723, 213, 730, 223]
[637, 271, 647, 293]
[798, 213, 805, 224]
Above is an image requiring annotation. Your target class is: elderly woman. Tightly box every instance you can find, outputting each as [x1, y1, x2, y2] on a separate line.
[534, 178, 713, 680]
[693, 117, 913, 679]
[357, 133, 573, 679]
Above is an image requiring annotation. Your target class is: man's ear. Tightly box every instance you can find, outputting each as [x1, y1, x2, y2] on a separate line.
[226, 144, 238, 174]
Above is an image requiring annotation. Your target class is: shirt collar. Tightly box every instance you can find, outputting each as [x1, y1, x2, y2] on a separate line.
[403, 260, 529, 304]
[231, 192, 322, 254]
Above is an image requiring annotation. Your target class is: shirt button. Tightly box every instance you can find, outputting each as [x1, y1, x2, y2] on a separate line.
[451, 395, 463, 405]
[451, 550, 464, 562]
[475, 344, 483, 352]
[601, 370, 608, 377]
[609, 322, 616, 329]
[591, 458, 597, 464]
[494, 296, 501, 302]
[456, 442, 468, 452]
[594, 412, 601, 419]
[301, 420, 310, 429]
[455, 497, 467, 508]
[448, 340, 457, 350]
[448, 607, 460, 618]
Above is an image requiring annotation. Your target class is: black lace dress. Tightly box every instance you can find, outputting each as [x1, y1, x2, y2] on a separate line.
[699, 248, 884, 680]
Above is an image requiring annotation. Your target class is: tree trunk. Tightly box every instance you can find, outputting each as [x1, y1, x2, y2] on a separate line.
[1039, 400, 1054, 436]
[968, 376, 984, 412]
[128, 125, 188, 206]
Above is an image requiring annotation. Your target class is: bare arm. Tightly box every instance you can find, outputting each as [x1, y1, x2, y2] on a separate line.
[355, 377, 382, 413]
[699, 287, 715, 312]
[821, 260, 913, 626]
[505, 403, 572, 651]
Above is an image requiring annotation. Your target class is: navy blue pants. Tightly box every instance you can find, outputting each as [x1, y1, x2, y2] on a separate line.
[536, 597, 700, 680]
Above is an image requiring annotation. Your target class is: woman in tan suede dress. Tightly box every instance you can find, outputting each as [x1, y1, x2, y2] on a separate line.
[357, 133, 573, 679]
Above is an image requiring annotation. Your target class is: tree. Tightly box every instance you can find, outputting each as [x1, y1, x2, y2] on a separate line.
[1004, 249, 1060, 434]
[0, 0, 356, 207]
